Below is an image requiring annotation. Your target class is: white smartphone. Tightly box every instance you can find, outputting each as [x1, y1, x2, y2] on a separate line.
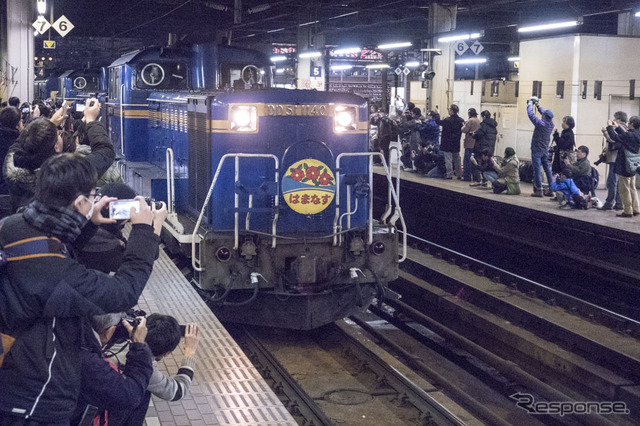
[75, 103, 86, 113]
[109, 199, 140, 220]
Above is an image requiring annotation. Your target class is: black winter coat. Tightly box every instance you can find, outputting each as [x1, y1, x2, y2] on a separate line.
[0, 215, 159, 423]
[0, 126, 19, 195]
[436, 114, 464, 153]
[70, 326, 154, 426]
[607, 126, 640, 177]
[473, 118, 498, 155]
[552, 128, 575, 152]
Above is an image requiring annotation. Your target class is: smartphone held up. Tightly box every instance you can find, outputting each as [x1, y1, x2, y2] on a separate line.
[109, 199, 140, 220]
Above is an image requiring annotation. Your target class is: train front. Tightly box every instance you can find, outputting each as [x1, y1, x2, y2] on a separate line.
[190, 89, 401, 329]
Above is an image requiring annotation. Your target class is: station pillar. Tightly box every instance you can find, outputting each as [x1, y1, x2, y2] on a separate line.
[427, 3, 457, 113]
[296, 28, 325, 91]
[1, 0, 35, 104]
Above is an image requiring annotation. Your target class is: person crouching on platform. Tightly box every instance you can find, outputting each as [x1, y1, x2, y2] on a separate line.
[550, 167, 582, 209]
[489, 147, 521, 195]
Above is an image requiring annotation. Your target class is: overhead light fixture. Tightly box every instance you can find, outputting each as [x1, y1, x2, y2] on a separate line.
[365, 63, 390, 69]
[405, 61, 420, 68]
[299, 51, 322, 58]
[377, 42, 412, 50]
[270, 55, 287, 62]
[635, 11, 640, 17]
[267, 28, 285, 33]
[507, 56, 520, 61]
[518, 20, 578, 33]
[333, 47, 361, 55]
[299, 20, 319, 27]
[438, 32, 481, 43]
[331, 64, 353, 71]
[37, 0, 46, 15]
[275, 68, 285, 74]
[455, 58, 487, 65]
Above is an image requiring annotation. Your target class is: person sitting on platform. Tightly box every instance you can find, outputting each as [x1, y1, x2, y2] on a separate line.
[563, 145, 595, 196]
[490, 147, 520, 195]
[550, 167, 583, 209]
[469, 148, 494, 188]
[107, 314, 200, 426]
[71, 313, 154, 426]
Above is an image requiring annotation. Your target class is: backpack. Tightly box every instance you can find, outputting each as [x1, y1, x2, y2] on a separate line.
[418, 120, 438, 144]
[0, 218, 69, 367]
[519, 162, 534, 183]
[590, 166, 599, 190]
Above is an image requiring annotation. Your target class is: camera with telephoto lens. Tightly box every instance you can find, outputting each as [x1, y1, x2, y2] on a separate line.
[144, 197, 163, 210]
[529, 96, 539, 105]
[108, 309, 146, 346]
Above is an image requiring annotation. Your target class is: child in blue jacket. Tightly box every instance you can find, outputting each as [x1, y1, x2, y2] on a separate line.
[550, 167, 583, 208]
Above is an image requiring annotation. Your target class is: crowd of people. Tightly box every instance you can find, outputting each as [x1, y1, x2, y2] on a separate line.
[369, 96, 640, 210]
[0, 96, 201, 425]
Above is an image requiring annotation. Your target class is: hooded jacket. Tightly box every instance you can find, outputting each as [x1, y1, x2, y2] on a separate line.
[473, 118, 498, 155]
[527, 103, 554, 155]
[0, 214, 159, 423]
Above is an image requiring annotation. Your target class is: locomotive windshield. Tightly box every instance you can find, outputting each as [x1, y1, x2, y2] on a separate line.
[221, 63, 266, 89]
[73, 75, 99, 91]
[136, 61, 188, 90]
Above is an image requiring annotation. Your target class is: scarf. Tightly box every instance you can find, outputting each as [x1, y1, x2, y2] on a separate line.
[23, 200, 87, 244]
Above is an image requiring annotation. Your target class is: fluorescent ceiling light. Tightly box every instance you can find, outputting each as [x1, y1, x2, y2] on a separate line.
[330, 11, 358, 20]
[455, 58, 487, 65]
[438, 33, 481, 43]
[636, 11, 640, 17]
[37, 0, 46, 15]
[275, 69, 285, 74]
[405, 61, 420, 68]
[507, 56, 520, 61]
[299, 51, 322, 58]
[270, 55, 287, 62]
[366, 63, 390, 69]
[377, 42, 412, 50]
[331, 65, 353, 71]
[518, 20, 578, 33]
[267, 28, 285, 33]
[334, 47, 361, 55]
[299, 20, 319, 27]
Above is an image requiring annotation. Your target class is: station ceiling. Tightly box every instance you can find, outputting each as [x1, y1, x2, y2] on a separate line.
[53, 0, 640, 49]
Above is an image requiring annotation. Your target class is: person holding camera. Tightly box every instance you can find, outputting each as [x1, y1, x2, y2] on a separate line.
[550, 167, 583, 209]
[606, 115, 640, 217]
[107, 314, 200, 426]
[436, 104, 464, 179]
[562, 145, 597, 199]
[489, 147, 521, 195]
[0, 153, 162, 425]
[0, 107, 22, 218]
[461, 108, 481, 182]
[598, 111, 628, 210]
[526, 96, 555, 197]
[71, 314, 154, 426]
[551, 116, 576, 174]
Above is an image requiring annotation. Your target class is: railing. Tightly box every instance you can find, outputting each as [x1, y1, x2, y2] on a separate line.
[119, 84, 125, 156]
[333, 152, 407, 262]
[192, 154, 279, 272]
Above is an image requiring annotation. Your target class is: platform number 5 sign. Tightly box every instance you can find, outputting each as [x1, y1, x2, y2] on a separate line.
[310, 66, 322, 78]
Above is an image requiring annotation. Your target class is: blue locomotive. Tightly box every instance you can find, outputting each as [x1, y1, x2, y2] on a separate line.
[106, 42, 405, 329]
[60, 68, 108, 108]
[34, 72, 60, 101]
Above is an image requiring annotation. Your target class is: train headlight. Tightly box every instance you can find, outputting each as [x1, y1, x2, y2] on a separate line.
[334, 105, 357, 132]
[230, 105, 257, 132]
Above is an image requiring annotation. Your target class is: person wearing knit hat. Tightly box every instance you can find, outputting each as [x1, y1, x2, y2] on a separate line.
[527, 97, 555, 197]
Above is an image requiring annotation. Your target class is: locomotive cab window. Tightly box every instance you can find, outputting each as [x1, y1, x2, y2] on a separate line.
[73, 75, 99, 91]
[221, 63, 265, 89]
[136, 61, 188, 90]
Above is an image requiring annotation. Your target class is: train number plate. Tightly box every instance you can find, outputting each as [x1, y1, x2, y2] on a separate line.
[266, 104, 328, 116]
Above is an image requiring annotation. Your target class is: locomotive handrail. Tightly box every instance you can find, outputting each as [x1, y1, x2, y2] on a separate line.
[119, 84, 125, 156]
[380, 146, 401, 223]
[334, 152, 407, 262]
[166, 148, 176, 214]
[192, 153, 279, 272]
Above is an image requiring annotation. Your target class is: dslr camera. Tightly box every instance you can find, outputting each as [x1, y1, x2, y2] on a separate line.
[594, 153, 607, 166]
[108, 309, 146, 346]
[529, 96, 540, 106]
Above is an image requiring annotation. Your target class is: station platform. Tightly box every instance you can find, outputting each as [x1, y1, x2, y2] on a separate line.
[134, 247, 296, 426]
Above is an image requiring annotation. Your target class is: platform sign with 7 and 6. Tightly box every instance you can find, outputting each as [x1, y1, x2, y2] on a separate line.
[470, 40, 484, 55]
[52, 15, 74, 37]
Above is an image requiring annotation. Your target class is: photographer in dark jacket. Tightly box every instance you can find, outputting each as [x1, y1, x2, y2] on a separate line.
[470, 110, 497, 183]
[551, 116, 576, 174]
[527, 97, 554, 197]
[606, 115, 640, 217]
[0, 153, 163, 425]
[599, 111, 627, 210]
[71, 314, 153, 426]
[436, 104, 464, 179]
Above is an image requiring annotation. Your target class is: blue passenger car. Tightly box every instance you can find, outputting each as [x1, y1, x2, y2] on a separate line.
[34, 72, 60, 101]
[107, 42, 404, 329]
